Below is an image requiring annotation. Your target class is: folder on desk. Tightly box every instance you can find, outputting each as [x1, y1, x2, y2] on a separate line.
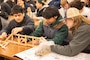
[14, 47, 90, 60]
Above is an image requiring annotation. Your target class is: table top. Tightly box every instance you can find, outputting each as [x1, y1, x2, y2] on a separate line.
[0, 42, 31, 60]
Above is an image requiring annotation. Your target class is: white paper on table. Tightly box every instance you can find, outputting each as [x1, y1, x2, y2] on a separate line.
[14, 47, 90, 60]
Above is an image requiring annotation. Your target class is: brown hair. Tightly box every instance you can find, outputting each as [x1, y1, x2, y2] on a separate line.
[70, 15, 90, 32]
[43, 20, 64, 29]
[61, 0, 68, 7]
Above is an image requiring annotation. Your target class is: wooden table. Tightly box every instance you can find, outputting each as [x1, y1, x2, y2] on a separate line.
[0, 42, 31, 60]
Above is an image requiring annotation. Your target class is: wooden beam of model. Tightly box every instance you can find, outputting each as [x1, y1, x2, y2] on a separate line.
[0, 33, 45, 49]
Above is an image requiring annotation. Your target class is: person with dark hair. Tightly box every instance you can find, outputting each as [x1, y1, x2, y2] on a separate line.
[34, 0, 48, 17]
[24, 0, 36, 9]
[70, 0, 90, 19]
[0, 0, 11, 19]
[0, 0, 4, 4]
[0, 5, 8, 19]
[81, 0, 90, 7]
[0, 5, 34, 39]
[0, 0, 11, 15]
[16, 0, 35, 13]
[6, 0, 16, 8]
[70, 0, 83, 10]
[30, 6, 68, 45]
[32, 0, 49, 26]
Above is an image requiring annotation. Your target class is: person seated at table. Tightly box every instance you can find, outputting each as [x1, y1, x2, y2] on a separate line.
[30, 6, 68, 45]
[0, 5, 34, 39]
[35, 7, 90, 56]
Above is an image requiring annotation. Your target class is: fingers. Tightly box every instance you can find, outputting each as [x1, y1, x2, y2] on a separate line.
[0, 32, 7, 40]
[12, 27, 23, 34]
[11, 28, 17, 34]
[0, 35, 7, 40]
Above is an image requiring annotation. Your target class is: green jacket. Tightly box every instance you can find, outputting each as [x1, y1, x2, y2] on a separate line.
[30, 16, 68, 45]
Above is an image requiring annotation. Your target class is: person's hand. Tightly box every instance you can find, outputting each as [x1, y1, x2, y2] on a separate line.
[11, 27, 23, 35]
[0, 32, 7, 40]
[35, 41, 55, 56]
[32, 37, 47, 45]
[39, 37, 47, 43]
[32, 40, 39, 45]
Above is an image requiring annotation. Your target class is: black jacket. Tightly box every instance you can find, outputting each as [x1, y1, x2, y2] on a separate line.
[1, 15, 34, 35]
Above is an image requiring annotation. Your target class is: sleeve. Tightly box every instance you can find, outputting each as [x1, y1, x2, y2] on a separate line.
[22, 19, 34, 35]
[50, 26, 90, 56]
[47, 25, 68, 45]
[0, 20, 13, 34]
[30, 21, 44, 37]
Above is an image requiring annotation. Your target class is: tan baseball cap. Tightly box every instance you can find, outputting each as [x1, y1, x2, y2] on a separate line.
[67, 8, 80, 18]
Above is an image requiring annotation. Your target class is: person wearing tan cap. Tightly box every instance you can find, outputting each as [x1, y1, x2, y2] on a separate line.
[35, 7, 90, 56]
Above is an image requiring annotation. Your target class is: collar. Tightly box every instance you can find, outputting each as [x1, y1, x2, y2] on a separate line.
[49, 16, 62, 27]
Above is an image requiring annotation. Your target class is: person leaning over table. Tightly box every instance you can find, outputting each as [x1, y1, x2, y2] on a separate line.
[30, 6, 68, 45]
[36, 7, 90, 56]
[0, 5, 34, 39]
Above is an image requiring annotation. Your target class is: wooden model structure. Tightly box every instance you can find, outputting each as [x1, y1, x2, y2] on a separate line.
[0, 34, 45, 49]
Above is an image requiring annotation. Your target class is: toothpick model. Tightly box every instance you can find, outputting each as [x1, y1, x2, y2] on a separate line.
[0, 33, 46, 49]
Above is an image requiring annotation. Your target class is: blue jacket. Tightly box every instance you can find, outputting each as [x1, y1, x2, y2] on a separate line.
[48, 0, 61, 9]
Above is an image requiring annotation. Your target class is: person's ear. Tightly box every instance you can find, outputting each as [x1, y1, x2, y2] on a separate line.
[54, 16, 58, 19]
[23, 13, 25, 16]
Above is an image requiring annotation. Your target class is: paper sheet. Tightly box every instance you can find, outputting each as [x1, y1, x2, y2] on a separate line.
[14, 47, 90, 60]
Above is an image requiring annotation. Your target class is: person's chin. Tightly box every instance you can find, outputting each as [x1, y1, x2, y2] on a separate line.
[16, 20, 22, 23]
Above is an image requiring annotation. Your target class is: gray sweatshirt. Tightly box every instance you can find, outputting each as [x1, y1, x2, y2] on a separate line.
[51, 23, 90, 56]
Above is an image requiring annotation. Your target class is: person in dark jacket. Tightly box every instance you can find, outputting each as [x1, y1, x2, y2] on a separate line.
[0, 5, 34, 39]
[30, 6, 68, 45]
[16, 0, 35, 13]
[48, 0, 61, 9]
[32, 0, 48, 27]
[6, 0, 16, 8]
[0, 0, 11, 15]
[24, 0, 36, 9]
[0, 5, 8, 19]
[0, 0, 11, 19]
[35, 8, 90, 56]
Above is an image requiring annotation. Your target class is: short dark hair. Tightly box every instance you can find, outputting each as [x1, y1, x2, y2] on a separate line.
[11, 5, 24, 15]
[42, 6, 60, 19]
[0, 0, 4, 4]
[70, 0, 84, 10]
